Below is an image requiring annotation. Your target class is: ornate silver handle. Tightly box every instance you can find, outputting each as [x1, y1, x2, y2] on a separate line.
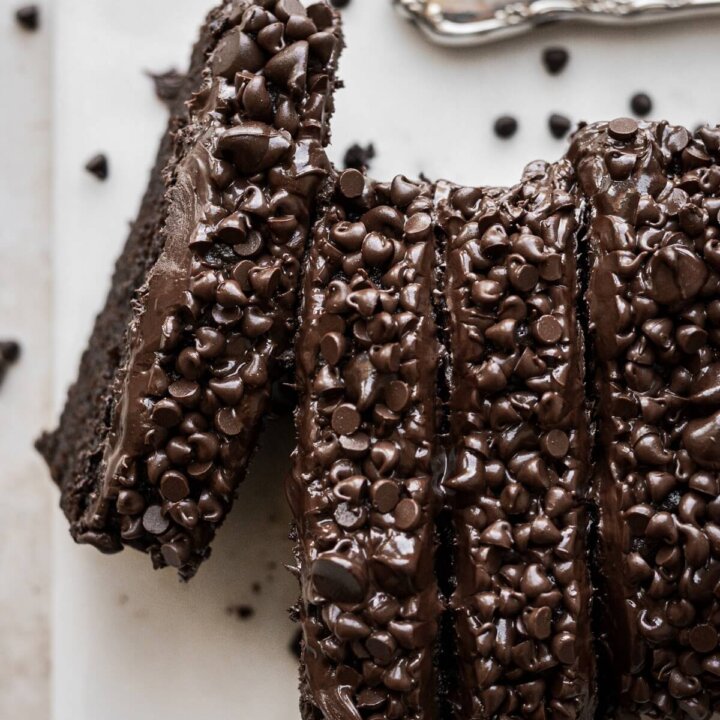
[394, 0, 720, 45]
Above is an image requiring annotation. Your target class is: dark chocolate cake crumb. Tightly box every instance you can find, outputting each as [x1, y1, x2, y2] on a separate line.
[85, 154, 109, 180]
[549, 113, 572, 139]
[343, 142, 375, 170]
[630, 91, 653, 117]
[251, 582, 261, 595]
[0, 340, 20, 389]
[494, 115, 518, 139]
[542, 46, 569, 75]
[15, 4, 39, 31]
[227, 604, 255, 620]
[290, 628, 302, 659]
[147, 69, 185, 107]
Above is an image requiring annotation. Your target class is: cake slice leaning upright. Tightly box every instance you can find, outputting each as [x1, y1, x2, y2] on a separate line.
[289, 171, 444, 720]
[439, 160, 596, 719]
[38, 0, 343, 580]
[574, 119, 720, 719]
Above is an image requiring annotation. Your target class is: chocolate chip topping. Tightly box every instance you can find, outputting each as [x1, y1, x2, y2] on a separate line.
[572, 119, 720, 719]
[291, 174, 442, 719]
[82, 0, 343, 579]
[439, 160, 595, 719]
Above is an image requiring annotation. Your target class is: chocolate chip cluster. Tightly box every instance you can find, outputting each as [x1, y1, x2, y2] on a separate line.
[94, 0, 342, 578]
[440, 161, 595, 719]
[576, 120, 720, 719]
[291, 171, 442, 720]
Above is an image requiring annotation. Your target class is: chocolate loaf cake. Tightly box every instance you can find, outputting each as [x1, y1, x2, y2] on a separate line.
[289, 171, 443, 719]
[38, 0, 343, 579]
[440, 161, 595, 719]
[574, 120, 720, 719]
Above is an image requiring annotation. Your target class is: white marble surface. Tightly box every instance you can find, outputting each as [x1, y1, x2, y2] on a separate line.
[0, 3, 52, 720]
[3, 0, 720, 718]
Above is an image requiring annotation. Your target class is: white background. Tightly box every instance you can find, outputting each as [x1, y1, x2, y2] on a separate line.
[2, 0, 720, 718]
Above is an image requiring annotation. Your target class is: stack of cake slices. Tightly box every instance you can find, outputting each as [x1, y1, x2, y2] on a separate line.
[38, 1, 720, 718]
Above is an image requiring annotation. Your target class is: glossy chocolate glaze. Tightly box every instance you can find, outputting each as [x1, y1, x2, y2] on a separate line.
[290, 172, 443, 720]
[572, 120, 720, 719]
[439, 161, 596, 719]
[76, 0, 343, 579]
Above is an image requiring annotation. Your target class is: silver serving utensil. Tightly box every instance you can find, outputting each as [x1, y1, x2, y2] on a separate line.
[394, 0, 720, 46]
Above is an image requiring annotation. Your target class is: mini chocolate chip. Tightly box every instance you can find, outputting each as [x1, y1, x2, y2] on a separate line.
[344, 142, 375, 170]
[494, 115, 518, 139]
[147, 69, 185, 107]
[142, 505, 170, 536]
[339, 168, 365, 198]
[608, 117, 638, 142]
[160, 470, 190, 502]
[311, 556, 365, 603]
[331, 403, 361, 435]
[630, 92, 653, 117]
[0, 340, 20, 363]
[85, 153, 109, 180]
[15, 4, 39, 30]
[161, 540, 190, 569]
[549, 113, 572, 139]
[689, 624, 719, 653]
[533, 314, 563, 344]
[542, 47, 569, 75]
[542, 429, 570, 458]
[371, 479, 400, 513]
[394, 498, 421, 531]
[331, 0, 351, 7]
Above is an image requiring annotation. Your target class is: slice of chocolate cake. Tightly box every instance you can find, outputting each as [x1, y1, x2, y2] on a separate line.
[38, 0, 343, 579]
[439, 160, 596, 719]
[289, 172, 443, 719]
[574, 120, 720, 719]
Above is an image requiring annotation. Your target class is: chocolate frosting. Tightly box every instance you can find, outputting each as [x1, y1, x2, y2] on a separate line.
[74, 0, 343, 579]
[572, 120, 720, 720]
[439, 161, 596, 719]
[290, 172, 443, 720]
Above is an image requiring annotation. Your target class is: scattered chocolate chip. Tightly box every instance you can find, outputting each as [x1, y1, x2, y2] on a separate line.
[85, 153, 109, 180]
[0, 341, 20, 389]
[630, 92, 653, 117]
[15, 4, 39, 31]
[494, 115, 518, 139]
[331, 0, 351, 6]
[147, 68, 185, 107]
[542, 46, 569, 75]
[549, 113, 572, 139]
[227, 604, 255, 620]
[344, 142, 375, 170]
